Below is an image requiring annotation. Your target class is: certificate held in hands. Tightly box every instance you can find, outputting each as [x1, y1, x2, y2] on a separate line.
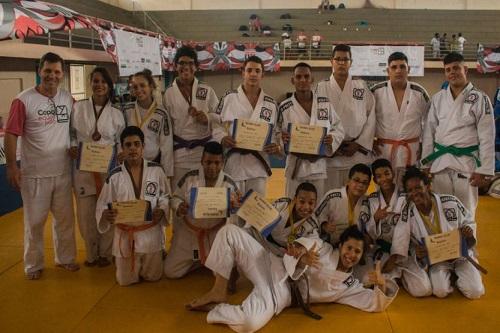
[232, 119, 273, 151]
[286, 123, 327, 155]
[111, 200, 148, 225]
[190, 187, 230, 219]
[77, 142, 115, 173]
[424, 229, 461, 265]
[236, 190, 280, 237]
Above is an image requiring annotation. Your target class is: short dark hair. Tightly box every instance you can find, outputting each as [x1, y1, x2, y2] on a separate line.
[443, 52, 464, 65]
[174, 45, 199, 67]
[202, 141, 224, 156]
[371, 158, 393, 175]
[133, 69, 156, 89]
[402, 166, 430, 191]
[39, 52, 64, 70]
[120, 126, 144, 145]
[348, 163, 372, 180]
[332, 44, 352, 59]
[243, 55, 264, 71]
[295, 182, 317, 197]
[339, 225, 365, 247]
[293, 62, 312, 72]
[90, 67, 114, 100]
[388, 52, 408, 65]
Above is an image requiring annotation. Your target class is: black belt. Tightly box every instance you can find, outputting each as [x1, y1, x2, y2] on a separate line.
[173, 134, 212, 151]
[227, 148, 272, 176]
[288, 277, 322, 320]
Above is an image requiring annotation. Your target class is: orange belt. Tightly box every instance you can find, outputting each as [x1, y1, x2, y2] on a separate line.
[183, 216, 226, 264]
[378, 137, 419, 167]
[116, 221, 159, 272]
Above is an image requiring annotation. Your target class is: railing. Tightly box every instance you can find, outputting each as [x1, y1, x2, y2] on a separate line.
[280, 42, 479, 61]
[24, 30, 105, 51]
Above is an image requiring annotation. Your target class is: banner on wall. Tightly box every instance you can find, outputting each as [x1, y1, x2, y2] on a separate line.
[476, 44, 500, 73]
[160, 40, 281, 72]
[112, 29, 162, 77]
[349, 45, 425, 76]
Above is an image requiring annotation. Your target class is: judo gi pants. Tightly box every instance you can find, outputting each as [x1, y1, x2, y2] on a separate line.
[75, 195, 113, 263]
[20, 173, 77, 274]
[115, 251, 163, 286]
[429, 258, 484, 299]
[235, 177, 267, 197]
[432, 169, 478, 219]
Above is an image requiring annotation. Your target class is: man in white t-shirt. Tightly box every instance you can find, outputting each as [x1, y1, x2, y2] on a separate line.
[4, 52, 79, 280]
[457, 33, 467, 55]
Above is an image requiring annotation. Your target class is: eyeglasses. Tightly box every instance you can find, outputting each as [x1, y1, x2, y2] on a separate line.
[177, 60, 195, 66]
[333, 57, 351, 63]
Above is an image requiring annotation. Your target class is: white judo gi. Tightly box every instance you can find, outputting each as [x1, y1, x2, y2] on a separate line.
[214, 85, 280, 196]
[365, 190, 432, 297]
[163, 78, 219, 188]
[269, 197, 320, 247]
[71, 97, 125, 263]
[204, 224, 398, 333]
[316, 75, 375, 189]
[314, 186, 371, 245]
[96, 160, 171, 286]
[391, 193, 484, 299]
[123, 102, 174, 177]
[421, 83, 495, 218]
[371, 81, 430, 187]
[278, 93, 345, 199]
[164, 167, 238, 278]
[5, 87, 77, 274]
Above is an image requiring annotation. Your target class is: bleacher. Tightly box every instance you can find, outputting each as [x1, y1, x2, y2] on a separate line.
[148, 8, 500, 58]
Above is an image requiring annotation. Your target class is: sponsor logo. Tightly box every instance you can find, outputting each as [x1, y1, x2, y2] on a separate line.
[444, 208, 457, 222]
[318, 108, 328, 120]
[343, 275, 355, 287]
[465, 92, 479, 104]
[260, 107, 272, 121]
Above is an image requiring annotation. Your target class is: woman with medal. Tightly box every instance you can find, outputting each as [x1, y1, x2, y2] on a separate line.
[122, 70, 173, 178]
[70, 67, 125, 267]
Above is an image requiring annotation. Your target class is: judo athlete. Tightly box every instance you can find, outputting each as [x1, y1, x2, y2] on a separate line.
[421, 52, 495, 218]
[391, 167, 484, 299]
[371, 52, 430, 188]
[278, 62, 344, 199]
[70, 67, 125, 267]
[316, 44, 376, 189]
[96, 126, 171, 286]
[164, 142, 239, 278]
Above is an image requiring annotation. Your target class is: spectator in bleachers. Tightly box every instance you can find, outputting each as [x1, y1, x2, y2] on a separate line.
[440, 33, 449, 56]
[262, 25, 271, 36]
[431, 33, 440, 58]
[297, 30, 308, 57]
[282, 32, 292, 50]
[458, 32, 467, 55]
[311, 30, 322, 56]
[318, 0, 330, 13]
[249, 14, 262, 33]
[450, 34, 459, 52]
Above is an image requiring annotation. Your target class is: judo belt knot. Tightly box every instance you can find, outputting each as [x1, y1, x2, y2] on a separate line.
[183, 216, 226, 265]
[116, 221, 159, 272]
[377, 137, 419, 167]
[421, 143, 480, 167]
[288, 276, 322, 320]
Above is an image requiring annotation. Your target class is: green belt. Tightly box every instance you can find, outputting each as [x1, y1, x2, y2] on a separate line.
[421, 143, 481, 167]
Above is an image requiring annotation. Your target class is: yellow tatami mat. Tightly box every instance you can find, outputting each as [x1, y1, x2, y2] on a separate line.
[0, 169, 499, 332]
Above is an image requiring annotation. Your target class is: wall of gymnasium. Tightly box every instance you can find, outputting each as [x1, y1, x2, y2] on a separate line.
[100, 0, 500, 11]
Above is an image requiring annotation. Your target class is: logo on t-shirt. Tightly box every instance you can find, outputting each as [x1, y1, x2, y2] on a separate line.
[55, 105, 69, 123]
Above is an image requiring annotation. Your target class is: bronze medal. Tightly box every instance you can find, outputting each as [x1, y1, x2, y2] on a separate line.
[92, 130, 101, 141]
[188, 106, 197, 116]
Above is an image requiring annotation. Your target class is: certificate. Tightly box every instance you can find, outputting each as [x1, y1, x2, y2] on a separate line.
[424, 229, 461, 265]
[286, 123, 327, 155]
[189, 187, 230, 219]
[236, 190, 280, 237]
[111, 200, 148, 225]
[77, 142, 115, 173]
[232, 119, 272, 151]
